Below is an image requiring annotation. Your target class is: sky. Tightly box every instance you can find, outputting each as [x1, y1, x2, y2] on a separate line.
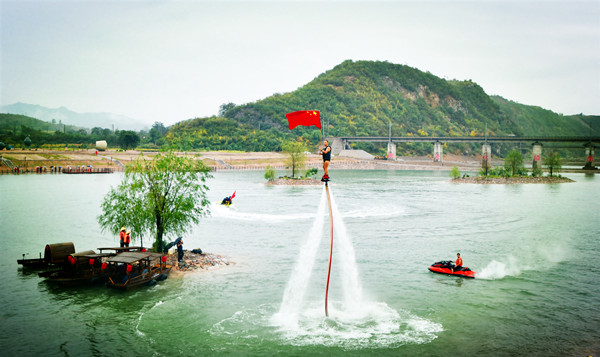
[1, 0, 599, 126]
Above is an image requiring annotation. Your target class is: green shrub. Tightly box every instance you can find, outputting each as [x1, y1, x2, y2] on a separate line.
[264, 165, 276, 181]
[450, 166, 461, 179]
[304, 167, 318, 178]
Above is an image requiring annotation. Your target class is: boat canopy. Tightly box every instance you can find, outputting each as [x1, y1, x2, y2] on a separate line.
[106, 252, 163, 264]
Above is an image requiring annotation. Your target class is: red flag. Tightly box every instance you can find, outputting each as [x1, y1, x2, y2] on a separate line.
[286, 110, 321, 130]
[231, 190, 236, 199]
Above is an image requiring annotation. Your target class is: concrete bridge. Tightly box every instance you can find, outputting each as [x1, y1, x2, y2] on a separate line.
[327, 136, 600, 170]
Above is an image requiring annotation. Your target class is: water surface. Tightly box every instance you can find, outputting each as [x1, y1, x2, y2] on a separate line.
[1, 170, 598, 356]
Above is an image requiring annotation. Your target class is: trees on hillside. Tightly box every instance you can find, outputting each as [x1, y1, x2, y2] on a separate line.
[97, 151, 212, 252]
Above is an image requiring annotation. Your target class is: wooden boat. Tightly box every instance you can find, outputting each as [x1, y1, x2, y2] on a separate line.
[39, 247, 147, 285]
[39, 250, 117, 285]
[17, 254, 47, 269]
[18, 242, 75, 269]
[105, 252, 172, 290]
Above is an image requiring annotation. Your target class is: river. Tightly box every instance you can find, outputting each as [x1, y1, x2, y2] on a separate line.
[0, 170, 598, 356]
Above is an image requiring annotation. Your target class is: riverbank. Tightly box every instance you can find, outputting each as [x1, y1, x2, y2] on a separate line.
[0, 148, 493, 173]
[1, 148, 596, 174]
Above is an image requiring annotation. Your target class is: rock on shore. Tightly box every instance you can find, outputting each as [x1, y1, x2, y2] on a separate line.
[168, 251, 232, 274]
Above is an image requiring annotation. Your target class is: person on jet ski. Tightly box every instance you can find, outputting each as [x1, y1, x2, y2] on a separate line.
[452, 253, 463, 272]
[221, 196, 232, 206]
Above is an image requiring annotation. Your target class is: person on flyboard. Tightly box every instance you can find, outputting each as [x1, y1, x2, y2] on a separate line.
[319, 140, 331, 182]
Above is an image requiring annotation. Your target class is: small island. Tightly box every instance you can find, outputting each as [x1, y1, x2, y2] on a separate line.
[449, 149, 577, 184]
[452, 176, 574, 184]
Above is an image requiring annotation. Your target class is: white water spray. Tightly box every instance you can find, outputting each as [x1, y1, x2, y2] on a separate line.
[271, 185, 442, 347]
[274, 188, 327, 325]
[328, 186, 364, 312]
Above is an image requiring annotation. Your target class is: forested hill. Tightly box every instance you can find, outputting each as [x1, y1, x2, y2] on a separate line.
[169, 60, 598, 153]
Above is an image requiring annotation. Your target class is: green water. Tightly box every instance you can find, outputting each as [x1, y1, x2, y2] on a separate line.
[1, 170, 598, 356]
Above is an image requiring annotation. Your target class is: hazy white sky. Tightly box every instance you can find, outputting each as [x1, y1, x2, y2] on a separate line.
[1, 0, 599, 126]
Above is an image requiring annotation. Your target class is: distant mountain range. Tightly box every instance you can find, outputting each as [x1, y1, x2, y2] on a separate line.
[0, 102, 148, 131]
[164, 60, 598, 153]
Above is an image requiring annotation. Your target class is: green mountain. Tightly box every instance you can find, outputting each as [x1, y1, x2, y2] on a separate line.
[168, 60, 598, 154]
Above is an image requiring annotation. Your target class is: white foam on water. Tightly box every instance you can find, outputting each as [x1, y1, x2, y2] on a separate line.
[269, 185, 443, 348]
[273, 188, 327, 327]
[477, 256, 532, 279]
[135, 300, 165, 337]
[274, 300, 443, 349]
[210, 202, 315, 222]
[210, 201, 404, 223]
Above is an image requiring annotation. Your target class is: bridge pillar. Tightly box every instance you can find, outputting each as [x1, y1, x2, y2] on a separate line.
[387, 142, 396, 160]
[482, 143, 491, 169]
[532, 142, 543, 169]
[433, 142, 443, 162]
[583, 144, 597, 169]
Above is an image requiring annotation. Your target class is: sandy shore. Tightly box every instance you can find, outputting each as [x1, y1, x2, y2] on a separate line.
[0, 148, 492, 173]
[1, 148, 595, 175]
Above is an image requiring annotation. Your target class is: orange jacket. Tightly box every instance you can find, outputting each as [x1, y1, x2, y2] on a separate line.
[120, 230, 126, 242]
[456, 257, 463, 267]
[125, 233, 131, 244]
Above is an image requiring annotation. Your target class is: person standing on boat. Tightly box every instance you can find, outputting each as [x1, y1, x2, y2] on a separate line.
[453, 253, 463, 272]
[319, 140, 332, 181]
[119, 227, 127, 247]
[177, 238, 184, 263]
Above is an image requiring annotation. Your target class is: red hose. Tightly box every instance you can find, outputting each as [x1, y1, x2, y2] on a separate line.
[324, 184, 333, 317]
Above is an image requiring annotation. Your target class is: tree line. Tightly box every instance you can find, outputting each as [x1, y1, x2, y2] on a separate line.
[0, 114, 169, 151]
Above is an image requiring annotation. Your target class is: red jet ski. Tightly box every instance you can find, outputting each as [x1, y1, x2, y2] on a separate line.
[428, 260, 476, 278]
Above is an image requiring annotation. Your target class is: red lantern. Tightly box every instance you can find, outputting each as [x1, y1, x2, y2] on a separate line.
[101, 262, 107, 270]
[161, 256, 167, 263]
[69, 256, 76, 265]
[126, 264, 133, 272]
[141, 248, 146, 252]
[89, 258, 95, 266]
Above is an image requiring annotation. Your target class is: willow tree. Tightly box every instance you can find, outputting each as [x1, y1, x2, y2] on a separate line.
[98, 151, 212, 252]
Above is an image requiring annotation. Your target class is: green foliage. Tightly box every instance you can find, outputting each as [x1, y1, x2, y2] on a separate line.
[97, 151, 212, 251]
[149, 122, 168, 145]
[264, 165, 276, 181]
[281, 139, 307, 178]
[543, 151, 562, 177]
[304, 167, 318, 178]
[0, 142, 5, 150]
[531, 165, 543, 177]
[504, 150, 524, 176]
[450, 165, 461, 179]
[118, 130, 140, 151]
[479, 166, 509, 178]
[23, 136, 31, 148]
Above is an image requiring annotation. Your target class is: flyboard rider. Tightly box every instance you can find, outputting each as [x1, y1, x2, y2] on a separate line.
[319, 140, 331, 182]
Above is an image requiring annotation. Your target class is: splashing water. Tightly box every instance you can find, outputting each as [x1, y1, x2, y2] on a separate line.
[271, 185, 442, 348]
[477, 256, 531, 280]
[273, 189, 328, 327]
